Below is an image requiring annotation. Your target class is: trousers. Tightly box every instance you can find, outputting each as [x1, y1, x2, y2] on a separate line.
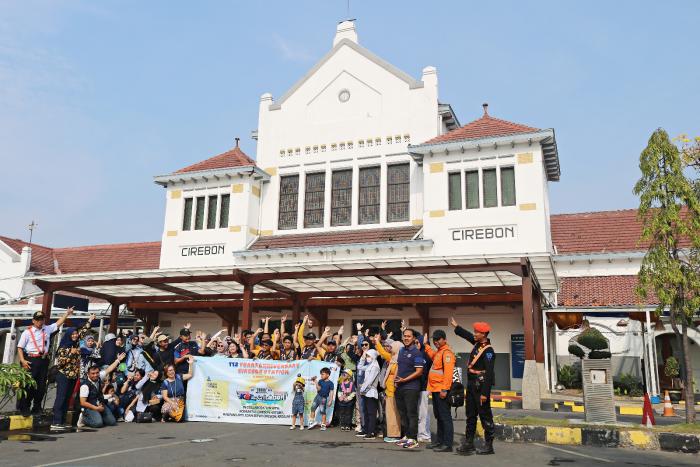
[395, 388, 420, 440]
[18, 356, 49, 413]
[52, 372, 76, 425]
[361, 396, 378, 435]
[432, 392, 454, 447]
[465, 383, 494, 442]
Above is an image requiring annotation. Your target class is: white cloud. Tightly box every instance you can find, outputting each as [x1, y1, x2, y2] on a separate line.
[271, 34, 315, 63]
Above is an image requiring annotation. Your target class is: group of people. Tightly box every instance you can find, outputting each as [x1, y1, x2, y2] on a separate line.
[17, 307, 497, 455]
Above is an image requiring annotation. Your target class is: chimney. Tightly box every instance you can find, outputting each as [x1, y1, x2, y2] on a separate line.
[334, 19, 358, 46]
[20, 246, 31, 274]
[235, 137, 240, 148]
[482, 102, 489, 116]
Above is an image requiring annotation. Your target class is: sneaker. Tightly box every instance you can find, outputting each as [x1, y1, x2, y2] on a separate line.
[308, 421, 319, 430]
[403, 439, 419, 449]
[395, 437, 409, 446]
[355, 426, 362, 432]
[50, 424, 65, 430]
[320, 424, 327, 431]
[383, 437, 401, 443]
[363, 433, 376, 440]
[76, 413, 85, 428]
[299, 426, 304, 431]
[355, 431, 367, 438]
[418, 437, 432, 443]
[290, 425, 296, 430]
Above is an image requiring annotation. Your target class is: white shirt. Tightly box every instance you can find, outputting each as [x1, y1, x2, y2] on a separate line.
[79, 371, 107, 398]
[18, 323, 58, 356]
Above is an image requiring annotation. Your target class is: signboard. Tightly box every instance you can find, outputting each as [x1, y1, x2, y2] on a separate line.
[450, 225, 516, 242]
[510, 334, 525, 379]
[180, 244, 225, 257]
[186, 357, 340, 425]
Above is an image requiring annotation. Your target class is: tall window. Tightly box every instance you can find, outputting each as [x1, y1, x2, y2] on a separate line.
[278, 175, 299, 230]
[219, 194, 230, 228]
[448, 172, 462, 211]
[482, 169, 498, 208]
[194, 196, 206, 230]
[501, 167, 516, 206]
[182, 198, 193, 231]
[387, 163, 410, 222]
[331, 169, 352, 226]
[465, 170, 479, 209]
[206, 195, 218, 229]
[359, 166, 380, 224]
[304, 172, 325, 228]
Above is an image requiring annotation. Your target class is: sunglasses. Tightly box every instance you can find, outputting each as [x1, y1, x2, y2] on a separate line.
[361, 343, 370, 347]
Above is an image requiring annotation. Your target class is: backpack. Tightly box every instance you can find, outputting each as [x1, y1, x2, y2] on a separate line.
[442, 350, 464, 408]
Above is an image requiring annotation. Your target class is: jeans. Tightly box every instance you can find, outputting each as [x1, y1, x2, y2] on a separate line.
[82, 405, 116, 428]
[52, 372, 76, 425]
[361, 396, 378, 435]
[418, 391, 431, 440]
[395, 388, 420, 440]
[432, 392, 454, 447]
[18, 356, 49, 414]
[310, 395, 328, 416]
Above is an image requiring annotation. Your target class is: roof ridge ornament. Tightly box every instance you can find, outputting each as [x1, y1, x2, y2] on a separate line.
[482, 102, 489, 117]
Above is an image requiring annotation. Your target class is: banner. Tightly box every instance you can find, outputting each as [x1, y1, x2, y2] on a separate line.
[186, 357, 340, 425]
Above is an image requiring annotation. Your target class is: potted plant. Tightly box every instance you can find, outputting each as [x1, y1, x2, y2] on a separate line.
[663, 356, 682, 402]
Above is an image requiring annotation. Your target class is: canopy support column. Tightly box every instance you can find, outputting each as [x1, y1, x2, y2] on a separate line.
[41, 290, 53, 322]
[109, 302, 120, 333]
[521, 259, 541, 409]
[416, 304, 430, 335]
[241, 283, 254, 331]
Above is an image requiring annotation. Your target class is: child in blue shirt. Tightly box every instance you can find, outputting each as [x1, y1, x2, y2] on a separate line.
[308, 367, 334, 431]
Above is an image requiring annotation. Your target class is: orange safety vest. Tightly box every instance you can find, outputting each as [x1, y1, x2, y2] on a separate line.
[427, 344, 455, 393]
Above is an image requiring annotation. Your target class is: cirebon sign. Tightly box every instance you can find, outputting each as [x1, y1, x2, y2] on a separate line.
[450, 225, 516, 241]
[180, 244, 226, 257]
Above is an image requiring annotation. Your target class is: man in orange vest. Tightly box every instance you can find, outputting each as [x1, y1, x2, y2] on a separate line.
[423, 329, 456, 452]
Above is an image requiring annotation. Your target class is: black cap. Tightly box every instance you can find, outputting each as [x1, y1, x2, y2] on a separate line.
[179, 328, 191, 336]
[304, 332, 316, 340]
[326, 338, 337, 346]
[32, 311, 45, 320]
[261, 339, 273, 346]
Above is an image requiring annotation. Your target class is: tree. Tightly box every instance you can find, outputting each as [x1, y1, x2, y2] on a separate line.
[634, 128, 700, 423]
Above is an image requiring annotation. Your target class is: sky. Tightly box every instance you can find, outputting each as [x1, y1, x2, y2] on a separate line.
[1, 0, 698, 247]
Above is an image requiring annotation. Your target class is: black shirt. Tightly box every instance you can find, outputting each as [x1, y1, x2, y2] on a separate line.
[454, 325, 496, 397]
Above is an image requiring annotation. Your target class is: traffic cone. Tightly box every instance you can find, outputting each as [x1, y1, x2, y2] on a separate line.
[642, 393, 656, 427]
[662, 390, 675, 417]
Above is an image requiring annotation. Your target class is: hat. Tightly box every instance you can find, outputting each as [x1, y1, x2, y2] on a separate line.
[32, 311, 45, 320]
[104, 333, 116, 342]
[295, 374, 305, 386]
[342, 369, 353, 378]
[156, 334, 169, 342]
[261, 339, 273, 346]
[326, 338, 337, 345]
[304, 332, 316, 340]
[473, 322, 491, 333]
[179, 328, 191, 336]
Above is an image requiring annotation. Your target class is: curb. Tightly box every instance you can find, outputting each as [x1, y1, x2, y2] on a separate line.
[494, 423, 700, 453]
[0, 414, 34, 431]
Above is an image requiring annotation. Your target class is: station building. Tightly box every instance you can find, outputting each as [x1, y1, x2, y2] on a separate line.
[1, 21, 698, 405]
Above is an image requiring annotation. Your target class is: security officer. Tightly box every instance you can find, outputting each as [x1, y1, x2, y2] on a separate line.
[17, 307, 75, 416]
[450, 317, 496, 455]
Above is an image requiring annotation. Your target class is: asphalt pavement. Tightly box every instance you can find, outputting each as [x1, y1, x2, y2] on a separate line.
[0, 419, 697, 467]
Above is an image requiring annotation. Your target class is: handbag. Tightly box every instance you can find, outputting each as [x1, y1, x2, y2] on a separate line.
[136, 412, 153, 423]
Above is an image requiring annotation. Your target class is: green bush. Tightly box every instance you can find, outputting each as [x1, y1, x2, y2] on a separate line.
[558, 364, 582, 389]
[0, 363, 37, 411]
[568, 344, 585, 358]
[615, 372, 643, 396]
[664, 356, 680, 378]
[588, 350, 612, 359]
[576, 328, 608, 351]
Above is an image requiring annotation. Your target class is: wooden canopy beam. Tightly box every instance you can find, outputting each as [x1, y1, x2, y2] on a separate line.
[147, 283, 201, 298]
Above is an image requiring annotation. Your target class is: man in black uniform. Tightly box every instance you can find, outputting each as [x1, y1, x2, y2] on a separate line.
[450, 317, 496, 455]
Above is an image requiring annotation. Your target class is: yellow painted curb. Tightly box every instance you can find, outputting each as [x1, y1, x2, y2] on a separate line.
[546, 427, 582, 445]
[563, 401, 576, 406]
[499, 391, 517, 397]
[620, 430, 659, 450]
[619, 406, 643, 416]
[491, 401, 507, 409]
[571, 405, 585, 413]
[9, 415, 32, 430]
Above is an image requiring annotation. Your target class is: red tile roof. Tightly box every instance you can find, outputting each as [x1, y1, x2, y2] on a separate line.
[173, 146, 256, 174]
[0, 236, 57, 275]
[422, 111, 539, 145]
[250, 226, 422, 250]
[558, 275, 658, 307]
[53, 242, 161, 274]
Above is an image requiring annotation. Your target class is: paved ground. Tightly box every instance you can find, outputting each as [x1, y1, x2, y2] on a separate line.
[0, 420, 697, 467]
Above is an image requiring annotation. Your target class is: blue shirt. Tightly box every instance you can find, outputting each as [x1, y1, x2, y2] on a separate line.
[160, 375, 185, 398]
[396, 344, 426, 391]
[317, 378, 334, 398]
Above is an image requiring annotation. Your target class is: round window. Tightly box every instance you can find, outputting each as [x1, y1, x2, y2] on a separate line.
[338, 89, 351, 103]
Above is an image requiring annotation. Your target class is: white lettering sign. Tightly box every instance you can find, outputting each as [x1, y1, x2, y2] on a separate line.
[450, 225, 517, 241]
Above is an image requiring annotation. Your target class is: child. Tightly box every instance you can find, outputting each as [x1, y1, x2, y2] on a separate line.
[290, 374, 306, 430]
[308, 367, 334, 431]
[336, 369, 356, 431]
[103, 385, 123, 420]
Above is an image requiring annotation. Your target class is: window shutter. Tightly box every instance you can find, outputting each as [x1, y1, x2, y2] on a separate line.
[219, 194, 230, 228]
[331, 169, 352, 226]
[465, 171, 479, 209]
[500, 167, 516, 206]
[304, 172, 326, 228]
[278, 175, 299, 230]
[194, 196, 206, 230]
[387, 163, 410, 222]
[182, 198, 193, 231]
[207, 195, 218, 229]
[359, 166, 380, 224]
[483, 169, 497, 208]
[448, 173, 462, 210]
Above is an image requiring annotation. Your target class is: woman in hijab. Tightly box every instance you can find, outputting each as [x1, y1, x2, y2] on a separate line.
[125, 370, 162, 422]
[80, 335, 101, 379]
[51, 328, 81, 429]
[358, 348, 380, 440]
[376, 340, 402, 442]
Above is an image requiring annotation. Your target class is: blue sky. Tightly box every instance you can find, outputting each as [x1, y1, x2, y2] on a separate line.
[1, 0, 698, 247]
